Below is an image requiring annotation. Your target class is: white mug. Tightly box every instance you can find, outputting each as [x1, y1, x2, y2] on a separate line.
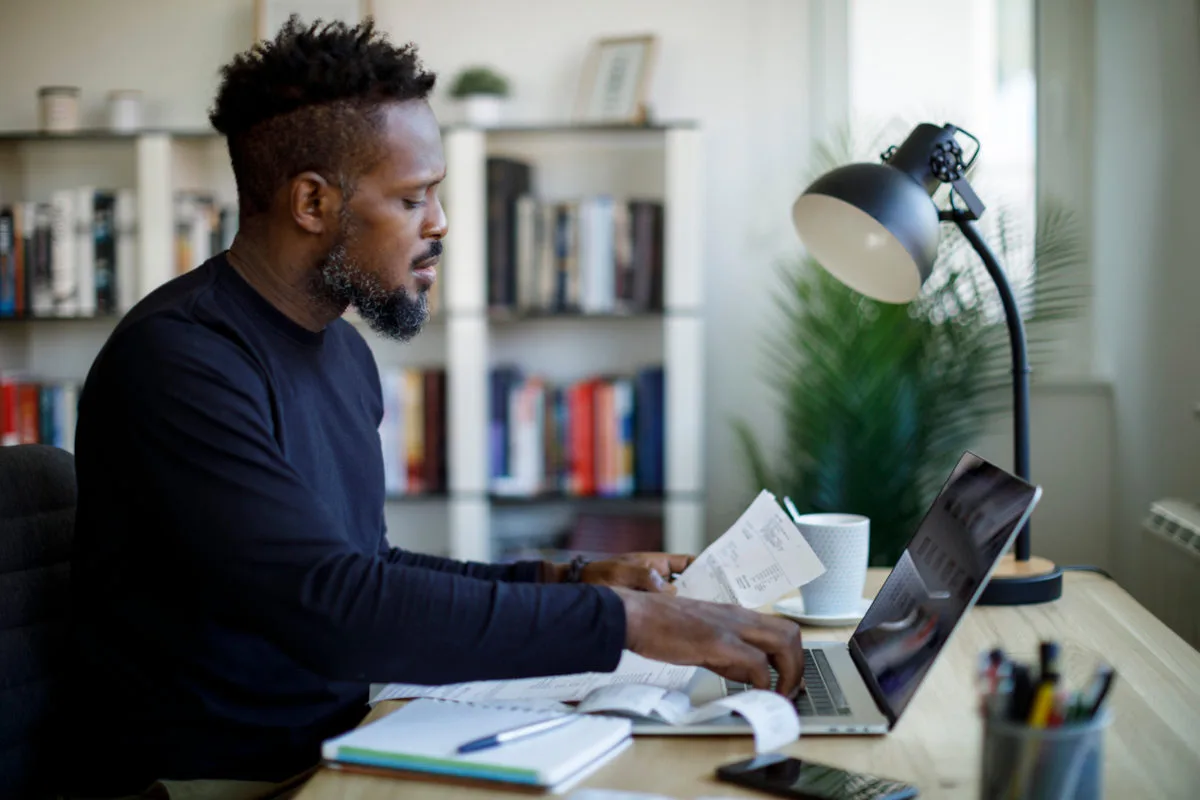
[787, 508, 870, 617]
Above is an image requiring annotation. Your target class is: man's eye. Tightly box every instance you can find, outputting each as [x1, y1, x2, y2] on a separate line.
[403, 199, 426, 209]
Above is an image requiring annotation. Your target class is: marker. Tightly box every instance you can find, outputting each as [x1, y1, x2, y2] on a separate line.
[1039, 640, 1061, 682]
[1008, 665, 1033, 722]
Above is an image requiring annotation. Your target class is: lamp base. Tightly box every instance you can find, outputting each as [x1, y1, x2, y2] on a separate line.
[977, 554, 1063, 606]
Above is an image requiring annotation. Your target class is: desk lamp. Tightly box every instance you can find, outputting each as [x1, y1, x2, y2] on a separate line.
[790, 122, 1062, 606]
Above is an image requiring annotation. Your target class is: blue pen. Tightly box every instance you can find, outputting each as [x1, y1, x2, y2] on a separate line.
[456, 715, 581, 754]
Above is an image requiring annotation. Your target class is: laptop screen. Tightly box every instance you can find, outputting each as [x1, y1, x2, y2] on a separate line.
[849, 452, 1040, 722]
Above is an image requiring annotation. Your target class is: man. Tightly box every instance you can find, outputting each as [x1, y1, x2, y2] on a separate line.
[62, 17, 804, 798]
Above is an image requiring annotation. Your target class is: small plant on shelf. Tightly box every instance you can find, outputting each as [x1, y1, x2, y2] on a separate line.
[449, 66, 511, 128]
[449, 66, 510, 99]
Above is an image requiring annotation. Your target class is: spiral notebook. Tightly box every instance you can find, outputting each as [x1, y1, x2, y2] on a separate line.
[321, 698, 632, 793]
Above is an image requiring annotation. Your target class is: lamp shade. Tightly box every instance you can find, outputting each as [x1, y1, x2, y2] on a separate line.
[791, 162, 941, 304]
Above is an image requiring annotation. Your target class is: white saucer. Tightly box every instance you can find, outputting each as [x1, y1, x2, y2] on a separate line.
[773, 596, 871, 627]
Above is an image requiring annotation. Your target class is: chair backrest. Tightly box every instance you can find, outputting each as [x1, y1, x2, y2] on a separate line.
[0, 445, 76, 799]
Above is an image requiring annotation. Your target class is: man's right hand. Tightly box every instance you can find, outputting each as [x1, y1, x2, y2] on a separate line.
[613, 587, 805, 697]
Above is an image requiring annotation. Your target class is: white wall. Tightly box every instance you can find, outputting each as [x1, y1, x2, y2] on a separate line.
[1090, 0, 1200, 588]
[0, 0, 814, 549]
[1, 1, 1161, 573]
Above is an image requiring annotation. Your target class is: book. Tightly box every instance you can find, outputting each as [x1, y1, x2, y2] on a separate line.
[322, 698, 631, 792]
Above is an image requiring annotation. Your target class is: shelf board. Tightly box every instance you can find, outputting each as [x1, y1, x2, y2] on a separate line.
[443, 121, 698, 135]
[0, 122, 698, 144]
[0, 314, 120, 323]
[487, 308, 666, 323]
[384, 492, 450, 502]
[488, 492, 671, 507]
[387, 492, 685, 508]
[0, 128, 217, 143]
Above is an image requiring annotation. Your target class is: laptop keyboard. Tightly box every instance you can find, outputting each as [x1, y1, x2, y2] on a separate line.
[725, 648, 853, 717]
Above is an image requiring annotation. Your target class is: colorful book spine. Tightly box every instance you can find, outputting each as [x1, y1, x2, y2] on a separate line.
[377, 367, 446, 496]
[488, 367, 664, 498]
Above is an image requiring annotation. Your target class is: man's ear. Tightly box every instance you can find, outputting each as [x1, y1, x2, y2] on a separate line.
[289, 171, 342, 235]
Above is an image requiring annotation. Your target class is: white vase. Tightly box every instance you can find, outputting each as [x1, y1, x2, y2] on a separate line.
[462, 95, 503, 127]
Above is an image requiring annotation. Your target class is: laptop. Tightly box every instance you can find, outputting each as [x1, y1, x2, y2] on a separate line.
[632, 451, 1042, 736]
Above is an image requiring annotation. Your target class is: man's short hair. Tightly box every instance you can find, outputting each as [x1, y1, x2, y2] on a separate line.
[208, 16, 436, 216]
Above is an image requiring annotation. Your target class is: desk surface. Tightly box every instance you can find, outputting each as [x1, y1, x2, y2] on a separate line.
[296, 570, 1200, 800]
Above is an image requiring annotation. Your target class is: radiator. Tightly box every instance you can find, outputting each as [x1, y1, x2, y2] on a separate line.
[1139, 498, 1200, 649]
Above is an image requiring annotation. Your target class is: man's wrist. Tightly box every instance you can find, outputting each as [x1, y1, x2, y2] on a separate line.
[611, 586, 644, 650]
[562, 555, 589, 583]
[539, 561, 566, 583]
[539, 556, 590, 584]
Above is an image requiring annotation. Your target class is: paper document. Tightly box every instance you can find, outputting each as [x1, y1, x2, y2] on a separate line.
[575, 684, 800, 752]
[567, 791, 675, 800]
[568, 791, 754, 800]
[675, 489, 826, 607]
[568, 792, 675, 800]
[372, 651, 697, 705]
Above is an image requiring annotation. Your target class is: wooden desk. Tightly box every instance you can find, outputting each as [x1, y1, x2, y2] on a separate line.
[296, 571, 1200, 799]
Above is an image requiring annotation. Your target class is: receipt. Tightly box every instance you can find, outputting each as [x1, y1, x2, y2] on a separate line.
[371, 651, 697, 705]
[575, 683, 800, 753]
[686, 689, 802, 752]
[577, 684, 673, 721]
[575, 684, 693, 725]
[676, 490, 826, 607]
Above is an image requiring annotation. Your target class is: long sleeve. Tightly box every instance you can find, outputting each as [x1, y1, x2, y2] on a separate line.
[106, 318, 625, 685]
[378, 543, 545, 582]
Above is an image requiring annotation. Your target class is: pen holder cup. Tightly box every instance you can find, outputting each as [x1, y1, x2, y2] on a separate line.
[979, 710, 1110, 800]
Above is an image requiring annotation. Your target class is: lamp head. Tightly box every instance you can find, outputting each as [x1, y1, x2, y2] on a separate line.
[792, 123, 967, 304]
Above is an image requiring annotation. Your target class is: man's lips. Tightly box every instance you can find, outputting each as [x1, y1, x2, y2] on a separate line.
[413, 257, 439, 285]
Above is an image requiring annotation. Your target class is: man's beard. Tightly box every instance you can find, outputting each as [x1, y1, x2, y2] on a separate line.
[317, 241, 429, 342]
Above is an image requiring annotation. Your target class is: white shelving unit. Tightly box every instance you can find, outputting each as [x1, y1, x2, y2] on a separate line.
[442, 124, 706, 560]
[0, 122, 706, 561]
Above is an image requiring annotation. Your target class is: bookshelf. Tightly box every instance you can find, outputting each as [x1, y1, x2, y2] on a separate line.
[0, 122, 705, 561]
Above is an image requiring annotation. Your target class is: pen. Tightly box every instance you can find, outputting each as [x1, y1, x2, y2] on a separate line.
[1047, 688, 1069, 728]
[1086, 667, 1116, 719]
[1026, 677, 1058, 728]
[987, 648, 1007, 694]
[783, 496, 803, 524]
[456, 715, 580, 754]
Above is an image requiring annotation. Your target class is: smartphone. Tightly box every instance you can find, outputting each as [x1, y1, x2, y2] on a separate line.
[716, 754, 918, 800]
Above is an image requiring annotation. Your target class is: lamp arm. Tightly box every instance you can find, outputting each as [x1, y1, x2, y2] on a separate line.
[945, 211, 1032, 562]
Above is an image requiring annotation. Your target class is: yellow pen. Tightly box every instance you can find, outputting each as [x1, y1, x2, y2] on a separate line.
[1026, 680, 1057, 728]
[1008, 678, 1060, 799]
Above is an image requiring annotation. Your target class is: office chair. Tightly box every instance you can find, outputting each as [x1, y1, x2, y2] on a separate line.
[0, 444, 76, 799]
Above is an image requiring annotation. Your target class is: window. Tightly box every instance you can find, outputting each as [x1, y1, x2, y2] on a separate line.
[846, 0, 1036, 312]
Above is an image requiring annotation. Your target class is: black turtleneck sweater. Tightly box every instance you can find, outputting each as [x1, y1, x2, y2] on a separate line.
[63, 255, 625, 794]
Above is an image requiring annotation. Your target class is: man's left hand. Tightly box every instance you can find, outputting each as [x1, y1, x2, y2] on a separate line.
[560, 553, 695, 593]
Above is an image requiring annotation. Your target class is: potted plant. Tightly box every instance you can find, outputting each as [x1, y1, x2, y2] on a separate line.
[449, 66, 510, 127]
[733, 126, 1087, 567]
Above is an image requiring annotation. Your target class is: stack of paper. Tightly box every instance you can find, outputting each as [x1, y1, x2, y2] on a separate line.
[371, 651, 697, 706]
[369, 490, 824, 750]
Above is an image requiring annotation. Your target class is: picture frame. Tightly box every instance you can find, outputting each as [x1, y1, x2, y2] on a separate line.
[254, 0, 375, 42]
[574, 34, 659, 125]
